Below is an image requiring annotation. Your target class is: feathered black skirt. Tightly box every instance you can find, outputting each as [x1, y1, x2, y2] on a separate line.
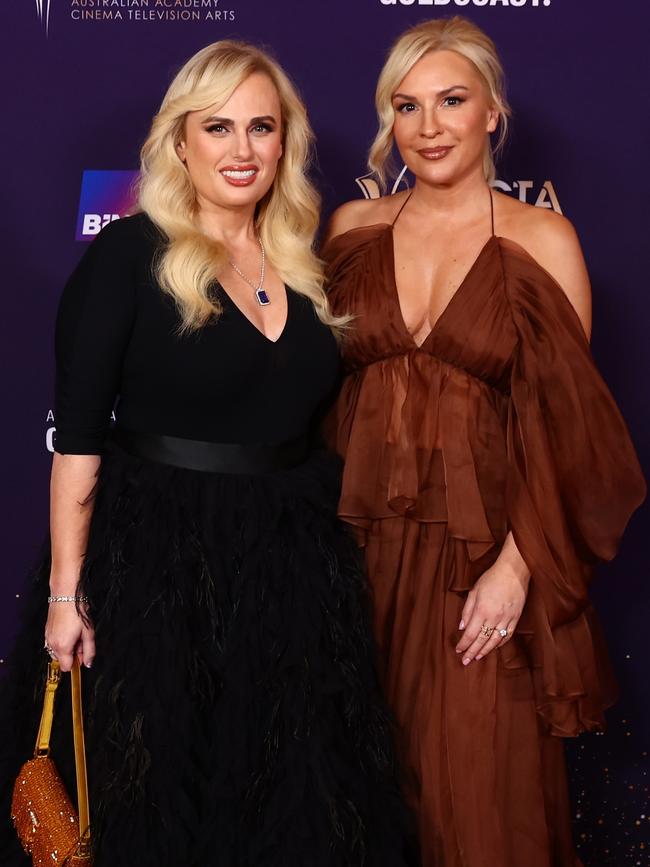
[0, 441, 416, 866]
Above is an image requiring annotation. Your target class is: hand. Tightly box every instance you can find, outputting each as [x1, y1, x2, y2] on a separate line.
[455, 562, 529, 666]
[44, 601, 95, 672]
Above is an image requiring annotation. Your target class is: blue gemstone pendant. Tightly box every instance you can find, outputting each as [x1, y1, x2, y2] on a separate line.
[256, 287, 271, 306]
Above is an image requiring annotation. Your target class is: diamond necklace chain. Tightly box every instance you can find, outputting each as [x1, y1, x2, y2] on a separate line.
[228, 237, 269, 305]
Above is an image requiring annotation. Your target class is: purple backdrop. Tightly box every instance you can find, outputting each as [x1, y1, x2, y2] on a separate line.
[1, 2, 648, 863]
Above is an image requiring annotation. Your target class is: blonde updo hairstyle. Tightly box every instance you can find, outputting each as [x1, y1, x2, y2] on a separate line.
[139, 40, 340, 332]
[369, 16, 510, 188]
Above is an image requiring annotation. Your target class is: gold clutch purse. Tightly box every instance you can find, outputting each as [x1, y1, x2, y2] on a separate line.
[11, 657, 92, 866]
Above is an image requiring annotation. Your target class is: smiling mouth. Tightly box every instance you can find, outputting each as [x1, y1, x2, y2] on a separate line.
[219, 165, 259, 187]
[417, 147, 453, 160]
[221, 169, 257, 179]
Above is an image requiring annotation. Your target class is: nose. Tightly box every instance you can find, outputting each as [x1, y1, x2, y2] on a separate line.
[419, 106, 443, 139]
[232, 127, 254, 161]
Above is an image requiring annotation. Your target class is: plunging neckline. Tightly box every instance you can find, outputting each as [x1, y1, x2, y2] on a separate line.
[386, 226, 498, 350]
[220, 282, 291, 344]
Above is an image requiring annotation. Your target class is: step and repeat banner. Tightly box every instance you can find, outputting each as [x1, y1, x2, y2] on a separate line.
[1, 1, 648, 863]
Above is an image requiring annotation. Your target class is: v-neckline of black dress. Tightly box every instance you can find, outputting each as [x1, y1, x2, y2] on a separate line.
[220, 283, 291, 345]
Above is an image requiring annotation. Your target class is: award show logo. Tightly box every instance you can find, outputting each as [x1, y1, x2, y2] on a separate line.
[67, 1, 236, 24]
[355, 166, 410, 199]
[75, 169, 139, 241]
[355, 169, 562, 214]
[35, 0, 52, 34]
[492, 178, 562, 213]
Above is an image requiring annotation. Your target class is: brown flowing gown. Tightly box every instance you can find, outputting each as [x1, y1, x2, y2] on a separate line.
[322, 206, 646, 867]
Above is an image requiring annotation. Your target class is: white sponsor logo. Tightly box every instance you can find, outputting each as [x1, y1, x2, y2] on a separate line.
[379, 0, 552, 7]
[81, 213, 121, 235]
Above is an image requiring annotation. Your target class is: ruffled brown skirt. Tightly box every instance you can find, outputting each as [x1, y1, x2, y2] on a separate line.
[363, 517, 584, 867]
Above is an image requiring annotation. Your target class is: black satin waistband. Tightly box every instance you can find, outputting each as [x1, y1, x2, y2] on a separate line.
[112, 428, 310, 474]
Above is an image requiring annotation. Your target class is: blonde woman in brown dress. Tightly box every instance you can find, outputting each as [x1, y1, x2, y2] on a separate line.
[322, 16, 645, 867]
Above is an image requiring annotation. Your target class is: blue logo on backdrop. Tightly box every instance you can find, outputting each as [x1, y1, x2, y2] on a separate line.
[75, 170, 139, 241]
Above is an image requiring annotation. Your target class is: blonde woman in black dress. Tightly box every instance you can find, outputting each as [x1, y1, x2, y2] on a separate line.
[0, 41, 415, 867]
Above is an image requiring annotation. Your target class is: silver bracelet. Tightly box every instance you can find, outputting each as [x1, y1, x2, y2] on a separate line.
[47, 595, 89, 603]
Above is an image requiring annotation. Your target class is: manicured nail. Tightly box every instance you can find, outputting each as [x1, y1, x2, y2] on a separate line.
[459, 620, 465, 630]
[455, 646, 462, 653]
[463, 657, 471, 666]
[476, 654, 483, 660]
[85, 661, 92, 669]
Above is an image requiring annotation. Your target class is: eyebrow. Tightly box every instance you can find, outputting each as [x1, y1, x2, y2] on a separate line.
[201, 114, 278, 125]
[392, 85, 469, 101]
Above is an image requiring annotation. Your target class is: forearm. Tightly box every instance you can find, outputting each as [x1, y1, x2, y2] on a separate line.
[496, 531, 531, 588]
[49, 453, 101, 594]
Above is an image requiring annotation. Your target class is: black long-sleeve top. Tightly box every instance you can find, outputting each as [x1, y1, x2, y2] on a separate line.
[54, 214, 339, 455]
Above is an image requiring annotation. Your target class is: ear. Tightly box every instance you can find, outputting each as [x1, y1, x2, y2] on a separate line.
[176, 140, 187, 163]
[486, 109, 499, 134]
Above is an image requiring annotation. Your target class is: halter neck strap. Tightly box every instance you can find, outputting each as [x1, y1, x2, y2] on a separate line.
[489, 186, 495, 236]
[390, 186, 495, 234]
[390, 191, 413, 227]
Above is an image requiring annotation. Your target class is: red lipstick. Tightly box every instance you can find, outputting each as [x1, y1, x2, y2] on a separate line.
[219, 164, 259, 187]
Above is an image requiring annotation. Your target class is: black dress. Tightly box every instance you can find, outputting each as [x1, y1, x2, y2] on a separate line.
[0, 215, 415, 867]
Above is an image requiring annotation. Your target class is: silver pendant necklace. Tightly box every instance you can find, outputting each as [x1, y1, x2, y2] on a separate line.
[229, 237, 270, 306]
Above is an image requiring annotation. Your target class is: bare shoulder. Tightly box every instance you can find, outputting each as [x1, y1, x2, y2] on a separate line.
[496, 194, 592, 337]
[323, 190, 409, 245]
[516, 201, 579, 255]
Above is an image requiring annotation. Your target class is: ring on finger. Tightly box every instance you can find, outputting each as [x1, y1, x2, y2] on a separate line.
[498, 628, 508, 639]
[480, 624, 495, 638]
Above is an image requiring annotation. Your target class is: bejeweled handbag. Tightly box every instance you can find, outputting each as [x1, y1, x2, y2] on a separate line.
[11, 657, 92, 866]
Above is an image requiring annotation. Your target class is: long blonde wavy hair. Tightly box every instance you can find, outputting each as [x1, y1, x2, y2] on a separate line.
[369, 17, 511, 189]
[139, 40, 340, 332]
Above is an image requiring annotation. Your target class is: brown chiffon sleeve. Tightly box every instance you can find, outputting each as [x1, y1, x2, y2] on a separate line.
[503, 243, 646, 734]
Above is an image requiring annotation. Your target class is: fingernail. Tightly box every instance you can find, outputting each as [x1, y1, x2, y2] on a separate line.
[455, 646, 462, 653]
[85, 661, 92, 669]
[459, 620, 465, 630]
[476, 654, 483, 660]
[463, 657, 471, 666]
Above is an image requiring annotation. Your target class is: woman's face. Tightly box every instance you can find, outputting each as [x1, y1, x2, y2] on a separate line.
[177, 71, 283, 213]
[391, 50, 498, 186]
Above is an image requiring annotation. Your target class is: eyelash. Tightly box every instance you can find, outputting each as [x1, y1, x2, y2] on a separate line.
[205, 123, 274, 135]
[396, 96, 466, 113]
[396, 103, 417, 114]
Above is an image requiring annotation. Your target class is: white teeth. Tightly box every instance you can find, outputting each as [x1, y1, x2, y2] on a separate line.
[221, 169, 256, 179]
